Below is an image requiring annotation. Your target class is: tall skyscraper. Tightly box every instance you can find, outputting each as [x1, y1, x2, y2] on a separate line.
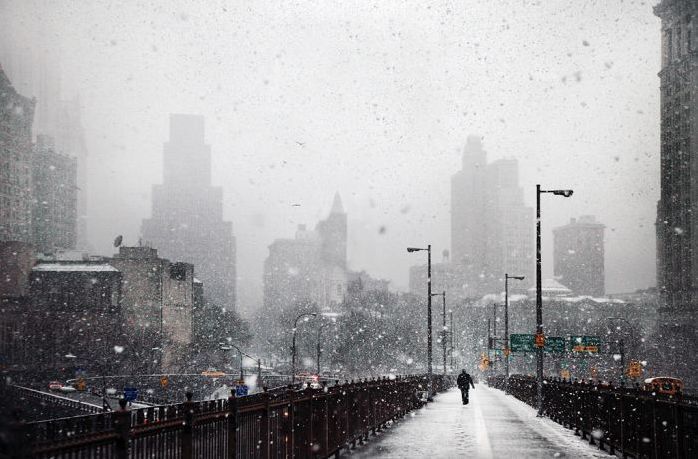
[653, 0, 698, 385]
[449, 136, 533, 296]
[142, 114, 237, 309]
[31, 135, 78, 253]
[0, 64, 35, 243]
[450, 135, 488, 270]
[553, 216, 605, 297]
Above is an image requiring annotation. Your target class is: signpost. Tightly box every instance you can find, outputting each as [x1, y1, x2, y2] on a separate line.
[511, 334, 536, 352]
[545, 337, 566, 353]
[124, 387, 138, 402]
[570, 336, 602, 353]
[235, 380, 249, 397]
[510, 334, 565, 353]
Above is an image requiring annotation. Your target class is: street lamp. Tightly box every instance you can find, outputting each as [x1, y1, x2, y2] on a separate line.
[316, 321, 334, 375]
[449, 309, 455, 368]
[407, 245, 433, 398]
[431, 291, 447, 374]
[606, 317, 635, 386]
[535, 184, 573, 416]
[220, 342, 262, 382]
[504, 273, 525, 393]
[291, 312, 317, 384]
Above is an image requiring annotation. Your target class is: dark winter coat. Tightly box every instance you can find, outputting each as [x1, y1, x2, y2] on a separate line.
[457, 372, 475, 390]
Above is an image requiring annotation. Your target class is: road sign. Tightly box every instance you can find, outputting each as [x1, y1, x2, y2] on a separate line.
[75, 378, 86, 391]
[510, 334, 564, 353]
[160, 376, 169, 388]
[510, 334, 536, 352]
[535, 333, 545, 348]
[235, 384, 249, 397]
[545, 337, 566, 353]
[570, 336, 602, 353]
[123, 387, 138, 402]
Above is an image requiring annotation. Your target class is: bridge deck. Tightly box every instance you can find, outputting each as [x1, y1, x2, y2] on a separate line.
[352, 385, 612, 458]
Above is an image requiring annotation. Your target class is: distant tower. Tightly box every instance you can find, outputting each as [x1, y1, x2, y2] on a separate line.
[450, 135, 488, 269]
[316, 192, 347, 270]
[553, 216, 605, 297]
[32, 135, 78, 253]
[653, 0, 698, 387]
[142, 114, 237, 309]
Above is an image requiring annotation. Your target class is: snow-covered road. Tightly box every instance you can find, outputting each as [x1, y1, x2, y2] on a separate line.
[349, 385, 612, 458]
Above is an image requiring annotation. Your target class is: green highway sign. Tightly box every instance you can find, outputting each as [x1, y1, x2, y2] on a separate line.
[570, 336, 602, 353]
[545, 337, 566, 353]
[510, 334, 566, 353]
[510, 334, 535, 352]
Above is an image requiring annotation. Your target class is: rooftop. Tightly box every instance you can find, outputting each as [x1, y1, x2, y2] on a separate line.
[33, 263, 119, 273]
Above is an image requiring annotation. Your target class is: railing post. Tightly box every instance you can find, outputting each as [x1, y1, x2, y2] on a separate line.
[260, 387, 270, 459]
[228, 389, 238, 459]
[182, 391, 194, 459]
[114, 398, 131, 459]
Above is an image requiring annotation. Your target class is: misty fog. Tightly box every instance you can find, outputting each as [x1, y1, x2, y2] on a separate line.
[0, 0, 659, 315]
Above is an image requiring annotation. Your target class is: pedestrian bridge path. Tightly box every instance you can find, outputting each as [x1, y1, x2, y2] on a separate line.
[351, 385, 612, 458]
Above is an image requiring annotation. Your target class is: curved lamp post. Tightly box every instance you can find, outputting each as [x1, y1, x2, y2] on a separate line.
[535, 185, 573, 416]
[504, 273, 525, 393]
[407, 245, 433, 399]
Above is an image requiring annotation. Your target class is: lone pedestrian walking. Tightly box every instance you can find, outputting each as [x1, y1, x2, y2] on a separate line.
[456, 369, 475, 405]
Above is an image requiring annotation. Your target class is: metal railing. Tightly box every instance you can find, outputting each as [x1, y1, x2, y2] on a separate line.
[488, 375, 698, 458]
[6, 374, 453, 458]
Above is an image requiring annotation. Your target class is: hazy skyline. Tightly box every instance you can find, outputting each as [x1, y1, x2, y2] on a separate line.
[0, 0, 661, 314]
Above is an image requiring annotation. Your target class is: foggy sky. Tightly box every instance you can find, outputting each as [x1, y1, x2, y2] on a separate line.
[0, 0, 661, 314]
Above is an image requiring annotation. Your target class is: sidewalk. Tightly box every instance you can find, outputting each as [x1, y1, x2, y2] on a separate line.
[349, 385, 612, 458]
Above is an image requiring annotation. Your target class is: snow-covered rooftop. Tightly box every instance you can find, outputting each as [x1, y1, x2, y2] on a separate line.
[32, 263, 119, 273]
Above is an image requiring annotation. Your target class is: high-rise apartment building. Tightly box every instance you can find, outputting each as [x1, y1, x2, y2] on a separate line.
[552, 216, 605, 297]
[0, 65, 35, 243]
[653, 0, 698, 386]
[142, 114, 237, 309]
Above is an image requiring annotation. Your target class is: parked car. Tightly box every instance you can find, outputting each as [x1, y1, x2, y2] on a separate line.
[48, 381, 62, 391]
[59, 385, 77, 393]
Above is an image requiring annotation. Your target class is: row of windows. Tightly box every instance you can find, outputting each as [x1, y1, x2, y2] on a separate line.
[666, 23, 694, 62]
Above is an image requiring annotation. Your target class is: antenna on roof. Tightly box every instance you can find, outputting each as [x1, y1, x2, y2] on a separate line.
[113, 235, 123, 248]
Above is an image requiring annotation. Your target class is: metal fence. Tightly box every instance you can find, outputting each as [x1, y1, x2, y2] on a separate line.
[6, 374, 452, 458]
[488, 375, 698, 458]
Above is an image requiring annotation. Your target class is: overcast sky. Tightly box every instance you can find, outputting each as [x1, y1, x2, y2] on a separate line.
[0, 0, 661, 314]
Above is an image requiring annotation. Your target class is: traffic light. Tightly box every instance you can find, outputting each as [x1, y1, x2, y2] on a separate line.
[478, 353, 490, 371]
[627, 360, 643, 378]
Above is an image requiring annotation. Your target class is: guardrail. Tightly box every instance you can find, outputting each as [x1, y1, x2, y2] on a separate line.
[8, 385, 103, 416]
[487, 375, 698, 458]
[6, 374, 453, 458]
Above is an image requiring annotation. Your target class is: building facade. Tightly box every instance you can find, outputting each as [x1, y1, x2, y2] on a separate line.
[653, 0, 698, 389]
[110, 246, 196, 372]
[263, 194, 348, 312]
[142, 114, 236, 310]
[0, 65, 35, 243]
[448, 136, 533, 297]
[31, 135, 78, 253]
[553, 215, 605, 297]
